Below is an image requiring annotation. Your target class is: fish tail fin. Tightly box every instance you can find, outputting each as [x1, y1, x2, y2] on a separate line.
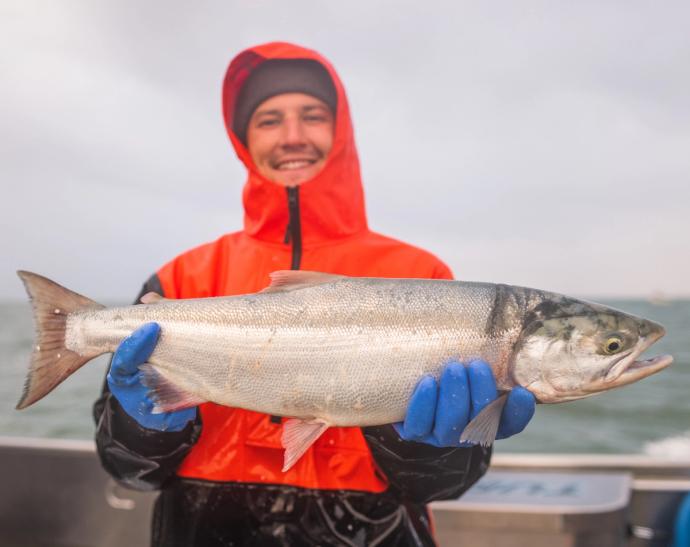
[16, 271, 105, 410]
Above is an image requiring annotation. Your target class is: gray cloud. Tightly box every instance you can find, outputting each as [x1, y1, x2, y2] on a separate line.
[2, 0, 689, 301]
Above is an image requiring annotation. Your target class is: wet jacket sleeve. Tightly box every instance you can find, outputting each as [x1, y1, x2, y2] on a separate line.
[93, 274, 202, 491]
[362, 425, 491, 504]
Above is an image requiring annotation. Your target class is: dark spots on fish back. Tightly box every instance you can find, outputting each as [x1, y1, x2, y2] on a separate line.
[593, 314, 610, 331]
[529, 299, 562, 322]
[521, 296, 586, 327]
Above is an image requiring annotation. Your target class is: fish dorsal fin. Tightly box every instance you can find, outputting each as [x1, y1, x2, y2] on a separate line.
[281, 418, 330, 472]
[459, 392, 509, 446]
[261, 271, 346, 294]
[140, 292, 166, 304]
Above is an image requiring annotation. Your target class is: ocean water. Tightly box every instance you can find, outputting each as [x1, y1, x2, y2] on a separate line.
[1, 299, 688, 456]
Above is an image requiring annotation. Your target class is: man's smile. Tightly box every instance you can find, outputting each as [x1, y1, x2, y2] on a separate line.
[273, 158, 319, 171]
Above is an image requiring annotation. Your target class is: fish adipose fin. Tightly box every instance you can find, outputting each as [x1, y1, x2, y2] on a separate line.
[15, 271, 106, 410]
[281, 418, 330, 472]
[261, 271, 345, 294]
[139, 364, 206, 413]
[460, 393, 509, 446]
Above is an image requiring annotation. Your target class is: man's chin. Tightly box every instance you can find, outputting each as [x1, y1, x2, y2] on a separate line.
[268, 166, 322, 187]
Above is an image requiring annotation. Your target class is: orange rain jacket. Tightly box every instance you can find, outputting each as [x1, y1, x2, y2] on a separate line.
[95, 42, 491, 547]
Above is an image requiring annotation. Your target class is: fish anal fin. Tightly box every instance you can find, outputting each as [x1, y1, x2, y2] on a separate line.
[139, 364, 206, 413]
[460, 393, 509, 446]
[261, 271, 346, 294]
[140, 292, 165, 304]
[281, 418, 330, 472]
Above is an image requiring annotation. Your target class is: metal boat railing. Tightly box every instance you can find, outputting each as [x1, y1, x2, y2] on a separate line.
[0, 436, 688, 546]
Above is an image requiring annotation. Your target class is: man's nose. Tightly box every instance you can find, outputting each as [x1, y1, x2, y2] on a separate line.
[281, 118, 306, 146]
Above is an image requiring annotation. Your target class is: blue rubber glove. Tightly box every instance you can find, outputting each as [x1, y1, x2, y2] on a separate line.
[107, 322, 197, 432]
[394, 360, 535, 447]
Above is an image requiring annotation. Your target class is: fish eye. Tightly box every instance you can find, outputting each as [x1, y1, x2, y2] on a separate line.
[604, 336, 624, 354]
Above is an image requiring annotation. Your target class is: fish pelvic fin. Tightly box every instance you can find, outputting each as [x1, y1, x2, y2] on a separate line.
[16, 271, 105, 410]
[459, 392, 509, 446]
[139, 364, 206, 412]
[281, 418, 330, 472]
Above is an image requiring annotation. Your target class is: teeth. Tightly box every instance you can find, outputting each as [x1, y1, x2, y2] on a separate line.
[278, 160, 313, 170]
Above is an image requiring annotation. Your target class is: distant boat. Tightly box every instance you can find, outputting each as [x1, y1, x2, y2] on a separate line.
[648, 291, 672, 306]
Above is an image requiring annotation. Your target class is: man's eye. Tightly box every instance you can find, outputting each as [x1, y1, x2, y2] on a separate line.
[257, 119, 279, 128]
[304, 115, 326, 123]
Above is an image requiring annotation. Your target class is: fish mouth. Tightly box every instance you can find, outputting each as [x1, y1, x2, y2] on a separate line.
[605, 353, 673, 387]
[603, 320, 673, 386]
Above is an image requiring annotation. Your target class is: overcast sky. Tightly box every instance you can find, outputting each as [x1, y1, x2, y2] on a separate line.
[2, 1, 689, 301]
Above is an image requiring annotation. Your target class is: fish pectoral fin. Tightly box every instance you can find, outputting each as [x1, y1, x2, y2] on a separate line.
[460, 393, 509, 447]
[139, 363, 206, 413]
[261, 271, 346, 294]
[140, 292, 166, 304]
[281, 418, 330, 472]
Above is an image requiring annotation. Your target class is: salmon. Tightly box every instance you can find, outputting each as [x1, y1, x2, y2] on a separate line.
[16, 270, 673, 470]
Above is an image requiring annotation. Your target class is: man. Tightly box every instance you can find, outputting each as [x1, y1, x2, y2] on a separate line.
[94, 42, 535, 546]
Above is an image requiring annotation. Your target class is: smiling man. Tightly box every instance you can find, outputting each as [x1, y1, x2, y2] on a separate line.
[247, 92, 333, 183]
[94, 42, 534, 546]
[232, 58, 337, 187]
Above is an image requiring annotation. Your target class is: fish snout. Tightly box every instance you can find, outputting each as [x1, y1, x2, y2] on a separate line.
[639, 319, 666, 344]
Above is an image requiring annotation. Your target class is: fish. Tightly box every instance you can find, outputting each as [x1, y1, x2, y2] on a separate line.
[16, 270, 673, 471]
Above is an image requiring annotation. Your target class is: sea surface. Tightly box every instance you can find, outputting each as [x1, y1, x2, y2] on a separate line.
[1, 299, 688, 456]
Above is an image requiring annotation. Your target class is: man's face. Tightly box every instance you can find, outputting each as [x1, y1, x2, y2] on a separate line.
[246, 93, 334, 187]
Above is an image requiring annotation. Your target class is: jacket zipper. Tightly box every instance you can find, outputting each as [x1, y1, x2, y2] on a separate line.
[283, 186, 302, 270]
[272, 187, 303, 425]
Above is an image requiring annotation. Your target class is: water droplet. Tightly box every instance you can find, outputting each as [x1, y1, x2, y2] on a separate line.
[35, 345, 41, 351]
[54, 308, 61, 314]
[56, 353, 61, 359]
[347, 524, 353, 531]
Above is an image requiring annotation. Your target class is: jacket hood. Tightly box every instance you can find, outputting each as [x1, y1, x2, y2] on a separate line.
[222, 42, 368, 245]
